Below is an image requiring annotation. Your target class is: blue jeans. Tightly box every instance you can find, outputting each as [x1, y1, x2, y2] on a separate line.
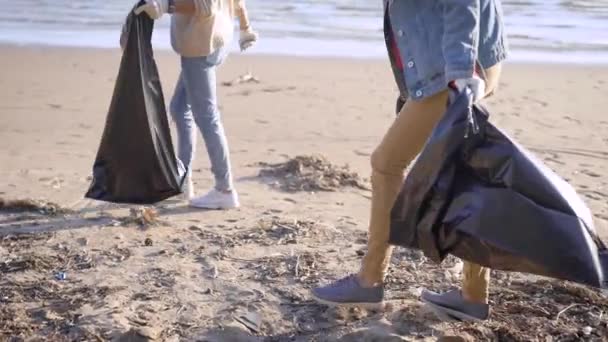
[170, 49, 233, 192]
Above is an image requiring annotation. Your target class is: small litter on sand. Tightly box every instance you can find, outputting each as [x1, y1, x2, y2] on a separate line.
[258, 155, 370, 192]
[120, 207, 163, 228]
[221, 71, 261, 87]
[235, 219, 321, 246]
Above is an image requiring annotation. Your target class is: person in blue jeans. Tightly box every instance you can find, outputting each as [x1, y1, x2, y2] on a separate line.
[312, 0, 508, 322]
[134, 0, 258, 209]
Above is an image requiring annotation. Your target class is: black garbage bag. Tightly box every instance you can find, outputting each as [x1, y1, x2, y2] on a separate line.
[389, 91, 608, 288]
[85, 5, 183, 204]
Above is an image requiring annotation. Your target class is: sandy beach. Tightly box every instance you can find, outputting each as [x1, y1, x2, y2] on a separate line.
[1, 46, 607, 341]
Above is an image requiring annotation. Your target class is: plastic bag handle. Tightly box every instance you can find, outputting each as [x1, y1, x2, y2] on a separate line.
[448, 86, 479, 138]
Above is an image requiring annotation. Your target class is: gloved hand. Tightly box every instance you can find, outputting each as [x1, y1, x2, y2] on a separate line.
[134, 0, 169, 20]
[453, 75, 486, 104]
[119, 22, 128, 51]
[239, 28, 258, 51]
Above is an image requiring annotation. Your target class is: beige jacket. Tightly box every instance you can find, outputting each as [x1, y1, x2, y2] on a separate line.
[171, 0, 244, 57]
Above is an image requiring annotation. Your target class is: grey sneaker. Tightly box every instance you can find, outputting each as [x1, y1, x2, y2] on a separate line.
[421, 289, 490, 322]
[311, 275, 384, 309]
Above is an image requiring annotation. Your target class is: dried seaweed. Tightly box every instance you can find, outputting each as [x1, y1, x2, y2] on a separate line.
[258, 155, 370, 192]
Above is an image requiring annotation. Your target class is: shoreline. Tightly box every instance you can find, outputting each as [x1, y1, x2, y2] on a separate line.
[2, 41, 608, 66]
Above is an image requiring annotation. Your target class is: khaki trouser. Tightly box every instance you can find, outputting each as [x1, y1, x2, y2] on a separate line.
[358, 64, 503, 304]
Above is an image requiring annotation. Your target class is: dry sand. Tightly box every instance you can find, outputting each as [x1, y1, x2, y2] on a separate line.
[1, 46, 607, 341]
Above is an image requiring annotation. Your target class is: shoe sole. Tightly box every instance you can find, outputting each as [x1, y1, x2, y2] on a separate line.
[189, 202, 240, 210]
[421, 297, 486, 322]
[310, 292, 385, 310]
[178, 194, 193, 201]
[423, 302, 461, 322]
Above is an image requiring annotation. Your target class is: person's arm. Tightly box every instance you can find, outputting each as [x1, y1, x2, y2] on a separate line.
[441, 0, 481, 82]
[135, 0, 214, 19]
[234, 0, 251, 30]
[234, 0, 258, 51]
[174, 0, 197, 15]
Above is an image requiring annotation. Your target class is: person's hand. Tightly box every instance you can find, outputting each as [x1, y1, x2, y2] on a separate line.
[453, 76, 486, 104]
[239, 28, 258, 51]
[134, 0, 168, 20]
[119, 22, 128, 51]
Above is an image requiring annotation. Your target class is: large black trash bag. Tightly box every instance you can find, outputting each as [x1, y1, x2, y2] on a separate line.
[85, 5, 183, 204]
[389, 91, 608, 288]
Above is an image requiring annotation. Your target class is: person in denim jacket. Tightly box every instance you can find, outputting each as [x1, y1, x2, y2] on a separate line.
[313, 0, 508, 321]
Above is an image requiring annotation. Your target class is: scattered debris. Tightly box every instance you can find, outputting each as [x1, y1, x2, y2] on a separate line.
[582, 326, 593, 336]
[235, 311, 262, 333]
[0, 255, 56, 274]
[139, 268, 177, 290]
[0, 246, 94, 274]
[234, 219, 326, 246]
[102, 246, 132, 263]
[0, 197, 71, 215]
[120, 207, 163, 228]
[0, 279, 123, 340]
[382, 248, 608, 340]
[221, 71, 261, 87]
[54, 271, 67, 281]
[258, 155, 370, 192]
[247, 252, 325, 285]
[2, 208, 607, 340]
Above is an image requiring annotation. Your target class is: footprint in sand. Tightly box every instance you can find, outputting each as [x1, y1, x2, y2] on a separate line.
[563, 116, 581, 124]
[232, 90, 252, 96]
[354, 150, 371, 157]
[581, 170, 602, 178]
[262, 87, 284, 93]
[595, 213, 608, 221]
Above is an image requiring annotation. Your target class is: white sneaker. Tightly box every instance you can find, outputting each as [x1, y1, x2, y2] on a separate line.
[189, 189, 240, 210]
[179, 176, 194, 201]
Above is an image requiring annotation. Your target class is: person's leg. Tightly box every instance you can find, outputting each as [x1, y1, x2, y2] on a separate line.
[358, 89, 450, 287]
[458, 62, 503, 303]
[421, 63, 503, 321]
[455, 62, 502, 304]
[170, 72, 196, 199]
[180, 50, 237, 209]
[462, 262, 490, 303]
[312, 90, 450, 307]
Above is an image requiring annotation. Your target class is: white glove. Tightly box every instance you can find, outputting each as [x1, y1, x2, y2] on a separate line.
[453, 75, 486, 104]
[134, 0, 168, 20]
[119, 22, 128, 50]
[239, 28, 258, 51]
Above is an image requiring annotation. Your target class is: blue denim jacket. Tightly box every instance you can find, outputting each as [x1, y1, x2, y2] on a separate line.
[384, 0, 508, 100]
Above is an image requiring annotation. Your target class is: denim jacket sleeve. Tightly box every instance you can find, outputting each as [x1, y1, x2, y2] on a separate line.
[441, 0, 480, 82]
